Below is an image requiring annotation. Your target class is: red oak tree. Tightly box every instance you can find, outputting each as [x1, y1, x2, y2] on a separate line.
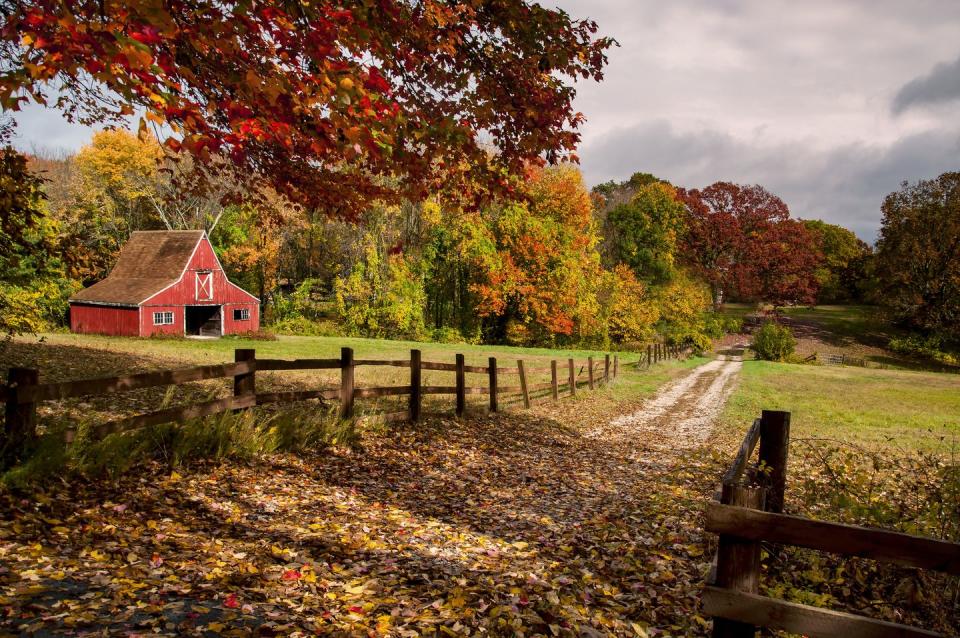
[0, 1, 613, 216]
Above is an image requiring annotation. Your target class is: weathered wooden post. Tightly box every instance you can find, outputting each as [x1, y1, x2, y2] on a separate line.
[517, 360, 531, 408]
[488, 357, 498, 413]
[455, 353, 466, 417]
[613, 355, 618, 378]
[233, 348, 256, 413]
[712, 484, 765, 638]
[550, 360, 559, 401]
[339, 347, 354, 419]
[758, 410, 791, 513]
[604, 354, 610, 384]
[568, 358, 576, 396]
[410, 349, 422, 422]
[2, 367, 39, 467]
[587, 356, 595, 390]
[647, 344, 653, 368]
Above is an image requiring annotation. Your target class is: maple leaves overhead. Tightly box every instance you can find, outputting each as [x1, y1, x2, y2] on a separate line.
[0, 0, 613, 216]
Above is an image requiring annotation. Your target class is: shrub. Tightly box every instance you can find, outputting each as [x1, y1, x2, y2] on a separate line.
[703, 312, 743, 338]
[431, 326, 475, 344]
[888, 334, 959, 367]
[271, 315, 341, 337]
[752, 321, 796, 361]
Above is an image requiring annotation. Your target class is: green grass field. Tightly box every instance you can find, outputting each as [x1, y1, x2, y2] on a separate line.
[718, 360, 960, 451]
[21, 332, 633, 369]
[3, 332, 705, 424]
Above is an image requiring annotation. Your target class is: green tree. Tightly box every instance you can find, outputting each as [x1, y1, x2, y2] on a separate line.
[0, 138, 76, 334]
[607, 181, 686, 284]
[875, 172, 960, 340]
[803, 219, 873, 303]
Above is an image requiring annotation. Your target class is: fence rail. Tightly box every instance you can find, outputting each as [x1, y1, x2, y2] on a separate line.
[2, 345, 659, 463]
[707, 410, 959, 638]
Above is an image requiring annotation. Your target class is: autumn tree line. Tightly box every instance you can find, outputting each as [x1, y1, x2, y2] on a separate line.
[3, 128, 957, 354]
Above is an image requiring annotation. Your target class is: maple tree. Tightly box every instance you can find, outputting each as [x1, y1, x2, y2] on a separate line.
[738, 218, 821, 307]
[0, 0, 613, 216]
[875, 172, 960, 340]
[465, 164, 604, 344]
[678, 182, 820, 307]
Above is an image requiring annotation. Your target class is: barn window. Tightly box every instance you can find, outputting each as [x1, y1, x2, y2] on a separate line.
[233, 308, 250, 321]
[196, 271, 213, 301]
[153, 311, 174, 325]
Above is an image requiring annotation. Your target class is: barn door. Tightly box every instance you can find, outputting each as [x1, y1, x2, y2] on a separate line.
[195, 271, 213, 301]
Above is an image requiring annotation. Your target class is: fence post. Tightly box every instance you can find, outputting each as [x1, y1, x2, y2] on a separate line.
[604, 354, 610, 384]
[647, 344, 653, 368]
[455, 353, 466, 417]
[233, 349, 256, 413]
[550, 360, 559, 401]
[588, 356, 595, 390]
[488, 357, 498, 413]
[613, 355, 618, 378]
[517, 360, 530, 408]
[758, 410, 791, 514]
[2, 367, 39, 467]
[712, 484, 765, 638]
[410, 349, 422, 422]
[339, 347, 354, 419]
[568, 358, 576, 396]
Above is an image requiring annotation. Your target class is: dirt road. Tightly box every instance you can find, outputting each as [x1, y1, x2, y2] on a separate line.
[592, 350, 745, 450]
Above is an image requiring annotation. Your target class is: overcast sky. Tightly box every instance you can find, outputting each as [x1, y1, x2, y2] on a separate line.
[11, 0, 960, 241]
[555, 0, 960, 241]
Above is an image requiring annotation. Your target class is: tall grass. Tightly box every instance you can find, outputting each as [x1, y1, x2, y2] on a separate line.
[1, 401, 359, 489]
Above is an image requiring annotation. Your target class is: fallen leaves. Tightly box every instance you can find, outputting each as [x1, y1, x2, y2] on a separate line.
[0, 366, 729, 636]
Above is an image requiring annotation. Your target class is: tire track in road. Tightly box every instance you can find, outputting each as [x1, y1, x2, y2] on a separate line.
[589, 350, 745, 452]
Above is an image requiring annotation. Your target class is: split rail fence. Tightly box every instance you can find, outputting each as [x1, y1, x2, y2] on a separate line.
[637, 341, 684, 368]
[705, 410, 960, 638]
[1, 347, 629, 459]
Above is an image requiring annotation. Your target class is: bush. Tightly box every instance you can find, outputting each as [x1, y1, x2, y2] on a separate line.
[888, 334, 959, 367]
[431, 326, 476, 344]
[752, 321, 796, 361]
[703, 312, 743, 338]
[271, 315, 341, 337]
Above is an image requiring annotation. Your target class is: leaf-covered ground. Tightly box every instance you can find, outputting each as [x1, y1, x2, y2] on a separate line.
[0, 363, 729, 636]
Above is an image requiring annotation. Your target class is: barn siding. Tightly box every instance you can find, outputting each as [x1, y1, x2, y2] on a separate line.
[222, 302, 260, 335]
[145, 240, 259, 307]
[140, 305, 183, 337]
[70, 304, 140, 336]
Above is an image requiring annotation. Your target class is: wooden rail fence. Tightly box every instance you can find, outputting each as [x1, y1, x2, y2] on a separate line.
[637, 341, 686, 368]
[1, 348, 619, 464]
[706, 410, 960, 638]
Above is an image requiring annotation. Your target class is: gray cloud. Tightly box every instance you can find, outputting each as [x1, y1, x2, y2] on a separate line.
[892, 54, 960, 114]
[578, 121, 960, 242]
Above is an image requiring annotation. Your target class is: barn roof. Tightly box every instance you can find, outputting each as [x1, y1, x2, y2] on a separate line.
[70, 230, 206, 306]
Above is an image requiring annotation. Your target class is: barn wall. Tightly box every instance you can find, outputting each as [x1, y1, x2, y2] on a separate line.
[145, 238, 259, 307]
[140, 305, 184, 337]
[222, 302, 260, 335]
[70, 304, 140, 336]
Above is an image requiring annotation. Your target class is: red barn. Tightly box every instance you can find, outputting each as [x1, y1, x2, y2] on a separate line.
[69, 230, 260, 337]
